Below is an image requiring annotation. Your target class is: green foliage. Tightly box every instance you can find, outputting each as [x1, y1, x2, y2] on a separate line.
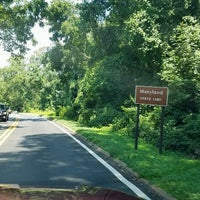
[112, 104, 136, 137]
[0, 49, 61, 111]
[0, 0, 48, 54]
[56, 105, 78, 120]
[156, 16, 200, 155]
[139, 107, 160, 145]
[76, 54, 130, 108]
[55, 106, 67, 117]
[75, 54, 133, 126]
[78, 106, 119, 127]
[112, 103, 161, 145]
[46, 0, 75, 41]
[164, 113, 200, 157]
[0, 59, 28, 110]
[161, 16, 200, 85]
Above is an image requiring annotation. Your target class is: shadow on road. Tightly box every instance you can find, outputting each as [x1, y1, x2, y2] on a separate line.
[0, 132, 127, 194]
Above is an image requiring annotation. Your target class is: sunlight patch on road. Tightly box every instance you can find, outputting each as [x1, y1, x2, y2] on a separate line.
[49, 176, 91, 185]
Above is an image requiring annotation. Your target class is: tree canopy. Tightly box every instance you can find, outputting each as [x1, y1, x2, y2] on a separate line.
[0, 0, 48, 54]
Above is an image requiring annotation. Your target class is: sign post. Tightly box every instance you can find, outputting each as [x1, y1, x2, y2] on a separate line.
[135, 86, 168, 153]
[135, 104, 140, 150]
[159, 106, 165, 154]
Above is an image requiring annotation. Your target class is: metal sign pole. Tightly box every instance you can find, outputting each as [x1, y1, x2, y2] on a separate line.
[135, 104, 140, 150]
[159, 106, 165, 154]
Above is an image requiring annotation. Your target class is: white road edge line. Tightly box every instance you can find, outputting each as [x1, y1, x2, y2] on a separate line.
[49, 120, 151, 200]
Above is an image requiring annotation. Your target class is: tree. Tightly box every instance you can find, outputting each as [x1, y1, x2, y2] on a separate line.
[46, 0, 91, 107]
[161, 16, 200, 116]
[159, 16, 200, 154]
[0, 0, 48, 54]
[0, 58, 28, 110]
[121, 8, 162, 83]
[26, 48, 62, 110]
[75, 54, 131, 126]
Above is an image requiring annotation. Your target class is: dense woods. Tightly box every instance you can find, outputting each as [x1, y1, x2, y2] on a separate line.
[0, 0, 200, 157]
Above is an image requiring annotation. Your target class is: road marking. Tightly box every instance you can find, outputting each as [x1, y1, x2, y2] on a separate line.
[0, 119, 19, 146]
[50, 120, 151, 200]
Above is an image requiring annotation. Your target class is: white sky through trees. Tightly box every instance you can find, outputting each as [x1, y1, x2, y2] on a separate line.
[0, 0, 82, 68]
[0, 24, 51, 68]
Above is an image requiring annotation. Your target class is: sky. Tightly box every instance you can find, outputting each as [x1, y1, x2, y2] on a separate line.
[0, 23, 52, 68]
[0, 0, 83, 68]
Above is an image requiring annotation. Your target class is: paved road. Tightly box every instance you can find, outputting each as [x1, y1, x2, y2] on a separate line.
[0, 113, 166, 200]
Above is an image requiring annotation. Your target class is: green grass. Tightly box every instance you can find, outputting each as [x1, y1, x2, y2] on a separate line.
[57, 119, 200, 200]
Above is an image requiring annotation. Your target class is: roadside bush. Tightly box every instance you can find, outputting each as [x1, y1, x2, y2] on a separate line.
[78, 109, 93, 125]
[112, 102, 200, 157]
[164, 113, 200, 157]
[89, 106, 120, 127]
[112, 104, 165, 147]
[112, 105, 136, 137]
[64, 105, 79, 120]
[56, 105, 78, 120]
[55, 106, 67, 117]
[140, 107, 161, 146]
[78, 106, 119, 127]
[140, 115, 159, 146]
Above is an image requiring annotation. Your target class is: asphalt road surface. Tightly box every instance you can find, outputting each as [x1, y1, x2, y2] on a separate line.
[0, 113, 169, 200]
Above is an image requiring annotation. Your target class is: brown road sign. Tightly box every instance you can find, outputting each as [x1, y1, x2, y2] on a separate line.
[135, 86, 168, 106]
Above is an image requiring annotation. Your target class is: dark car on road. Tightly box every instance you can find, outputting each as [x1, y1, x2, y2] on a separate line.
[0, 103, 9, 122]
